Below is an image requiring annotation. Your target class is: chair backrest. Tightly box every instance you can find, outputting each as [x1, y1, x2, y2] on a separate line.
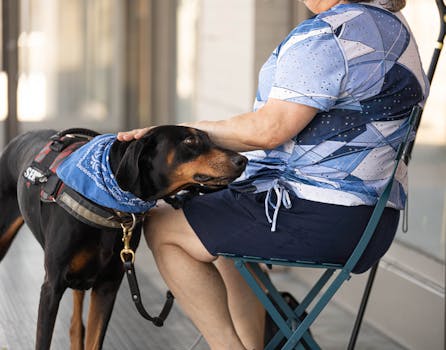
[345, 104, 422, 273]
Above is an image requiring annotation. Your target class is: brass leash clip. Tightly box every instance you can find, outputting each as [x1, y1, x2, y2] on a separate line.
[120, 213, 137, 263]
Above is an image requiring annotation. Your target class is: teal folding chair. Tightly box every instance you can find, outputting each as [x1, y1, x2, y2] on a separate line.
[221, 1, 445, 348]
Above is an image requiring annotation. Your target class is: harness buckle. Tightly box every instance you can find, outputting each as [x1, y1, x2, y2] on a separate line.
[49, 139, 66, 152]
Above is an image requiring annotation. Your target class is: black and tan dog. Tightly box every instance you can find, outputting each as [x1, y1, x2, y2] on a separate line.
[0, 126, 247, 350]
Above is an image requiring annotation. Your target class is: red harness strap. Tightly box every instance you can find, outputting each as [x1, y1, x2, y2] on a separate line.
[23, 135, 89, 202]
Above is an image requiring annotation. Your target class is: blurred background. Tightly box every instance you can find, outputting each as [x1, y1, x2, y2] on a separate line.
[1, 0, 444, 348]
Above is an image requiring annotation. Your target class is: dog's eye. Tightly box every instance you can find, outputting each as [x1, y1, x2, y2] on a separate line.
[183, 136, 198, 146]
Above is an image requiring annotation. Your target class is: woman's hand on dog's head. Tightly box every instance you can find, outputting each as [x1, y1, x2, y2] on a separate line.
[117, 127, 153, 141]
[117, 123, 193, 142]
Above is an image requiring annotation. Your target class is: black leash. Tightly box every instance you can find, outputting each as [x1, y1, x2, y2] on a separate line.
[123, 261, 175, 327]
[120, 214, 175, 327]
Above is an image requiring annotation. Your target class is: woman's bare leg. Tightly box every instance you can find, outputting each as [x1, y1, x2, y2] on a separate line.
[144, 203, 249, 350]
[214, 258, 265, 349]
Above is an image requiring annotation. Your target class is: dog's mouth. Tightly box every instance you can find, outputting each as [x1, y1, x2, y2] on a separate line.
[193, 174, 238, 187]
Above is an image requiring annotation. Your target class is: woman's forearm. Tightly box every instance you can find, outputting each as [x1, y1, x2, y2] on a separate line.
[117, 99, 318, 149]
[185, 99, 318, 152]
[185, 112, 279, 152]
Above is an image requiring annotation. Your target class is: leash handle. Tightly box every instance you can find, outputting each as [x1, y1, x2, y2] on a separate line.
[124, 261, 175, 327]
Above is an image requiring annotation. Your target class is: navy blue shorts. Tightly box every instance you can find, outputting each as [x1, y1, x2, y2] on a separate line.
[182, 189, 399, 274]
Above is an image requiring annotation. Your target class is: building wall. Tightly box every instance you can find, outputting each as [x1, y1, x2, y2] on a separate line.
[194, 0, 302, 120]
[253, 1, 292, 79]
[195, 0, 256, 121]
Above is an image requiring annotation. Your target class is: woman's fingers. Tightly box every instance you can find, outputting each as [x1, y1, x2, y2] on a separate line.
[116, 130, 138, 141]
[117, 127, 152, 141]
[135, 127, 153, 139]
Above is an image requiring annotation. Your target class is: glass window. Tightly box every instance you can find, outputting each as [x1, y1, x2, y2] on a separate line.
[0, 0, 5, 124]
[396, 1, 446, 262]
[16, 0, 124, 132]
[175, 0, 199, 123]
[0, 72, 7, 123]
[0, 0, 4, 123]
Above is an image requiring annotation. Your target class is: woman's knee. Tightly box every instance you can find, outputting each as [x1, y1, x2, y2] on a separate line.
[143, 204, 216, 263]
[143, 206, 175, 250]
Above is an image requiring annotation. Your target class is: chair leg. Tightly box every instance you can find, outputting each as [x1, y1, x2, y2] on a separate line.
[347, 261, 380, 350]
[234, 260, 321, 349]
[281, 269, 352, 350]
[235, 261, 293, 338]
[248, 262, 324, 349]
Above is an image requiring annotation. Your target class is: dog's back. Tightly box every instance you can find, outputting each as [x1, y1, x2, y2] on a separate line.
[0, 128, 124, 255]
[1, 129, 56, 183]
[0, 130, 57, 258]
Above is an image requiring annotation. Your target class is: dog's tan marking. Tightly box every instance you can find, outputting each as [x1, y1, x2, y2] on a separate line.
[166, 149, 175, 167]
[85, 289, 109, 350]
[69, 249, 95, 274]
[0, 216, 24, 259]
[164, 148, 239, 195]
[70, 290, 85, 350]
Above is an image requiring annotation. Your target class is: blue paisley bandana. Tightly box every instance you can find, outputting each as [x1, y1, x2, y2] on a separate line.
[56, 134, 156, 213]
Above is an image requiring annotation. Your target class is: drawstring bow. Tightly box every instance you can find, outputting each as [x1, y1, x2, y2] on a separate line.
[264, 180, 292, 232]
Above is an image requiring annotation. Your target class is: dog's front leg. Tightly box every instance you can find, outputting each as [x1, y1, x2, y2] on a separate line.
[70, 290, 86, 350]
[35, 278, 66, 350]
[85, 277, 123, 350]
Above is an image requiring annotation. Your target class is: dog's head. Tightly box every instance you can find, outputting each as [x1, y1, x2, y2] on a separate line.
[112, 126, 247, 201]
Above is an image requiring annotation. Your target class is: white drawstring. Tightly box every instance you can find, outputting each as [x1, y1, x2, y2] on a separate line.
[264, 181, 292, 232]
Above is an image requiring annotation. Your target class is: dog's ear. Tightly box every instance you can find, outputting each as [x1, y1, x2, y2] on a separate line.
[114, 140, 149, 198]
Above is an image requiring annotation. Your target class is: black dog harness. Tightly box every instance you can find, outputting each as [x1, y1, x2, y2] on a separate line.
[23, 128, 139, 229]
[23, 128, 174, 327]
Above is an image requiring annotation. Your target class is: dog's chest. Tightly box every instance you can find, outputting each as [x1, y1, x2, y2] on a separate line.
[64, 232, 121, 290]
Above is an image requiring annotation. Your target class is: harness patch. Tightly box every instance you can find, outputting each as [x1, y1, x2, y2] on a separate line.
[23, 166, 48, 184]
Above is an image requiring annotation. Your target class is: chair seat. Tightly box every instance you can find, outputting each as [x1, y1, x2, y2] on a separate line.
[218, 253, 344, 270]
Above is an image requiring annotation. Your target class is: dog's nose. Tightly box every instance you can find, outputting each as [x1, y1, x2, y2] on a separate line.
[231, 154, 248, 169]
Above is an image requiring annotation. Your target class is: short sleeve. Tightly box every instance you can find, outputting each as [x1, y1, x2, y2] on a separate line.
[269, 25, 346, 112]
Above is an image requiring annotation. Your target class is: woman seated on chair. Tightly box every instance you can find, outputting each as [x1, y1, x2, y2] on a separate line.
[118, 1, 428, 349]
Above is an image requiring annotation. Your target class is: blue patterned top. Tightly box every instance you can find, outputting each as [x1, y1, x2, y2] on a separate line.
[56, 134, 156, 213]
[231, 3, 429, 210]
